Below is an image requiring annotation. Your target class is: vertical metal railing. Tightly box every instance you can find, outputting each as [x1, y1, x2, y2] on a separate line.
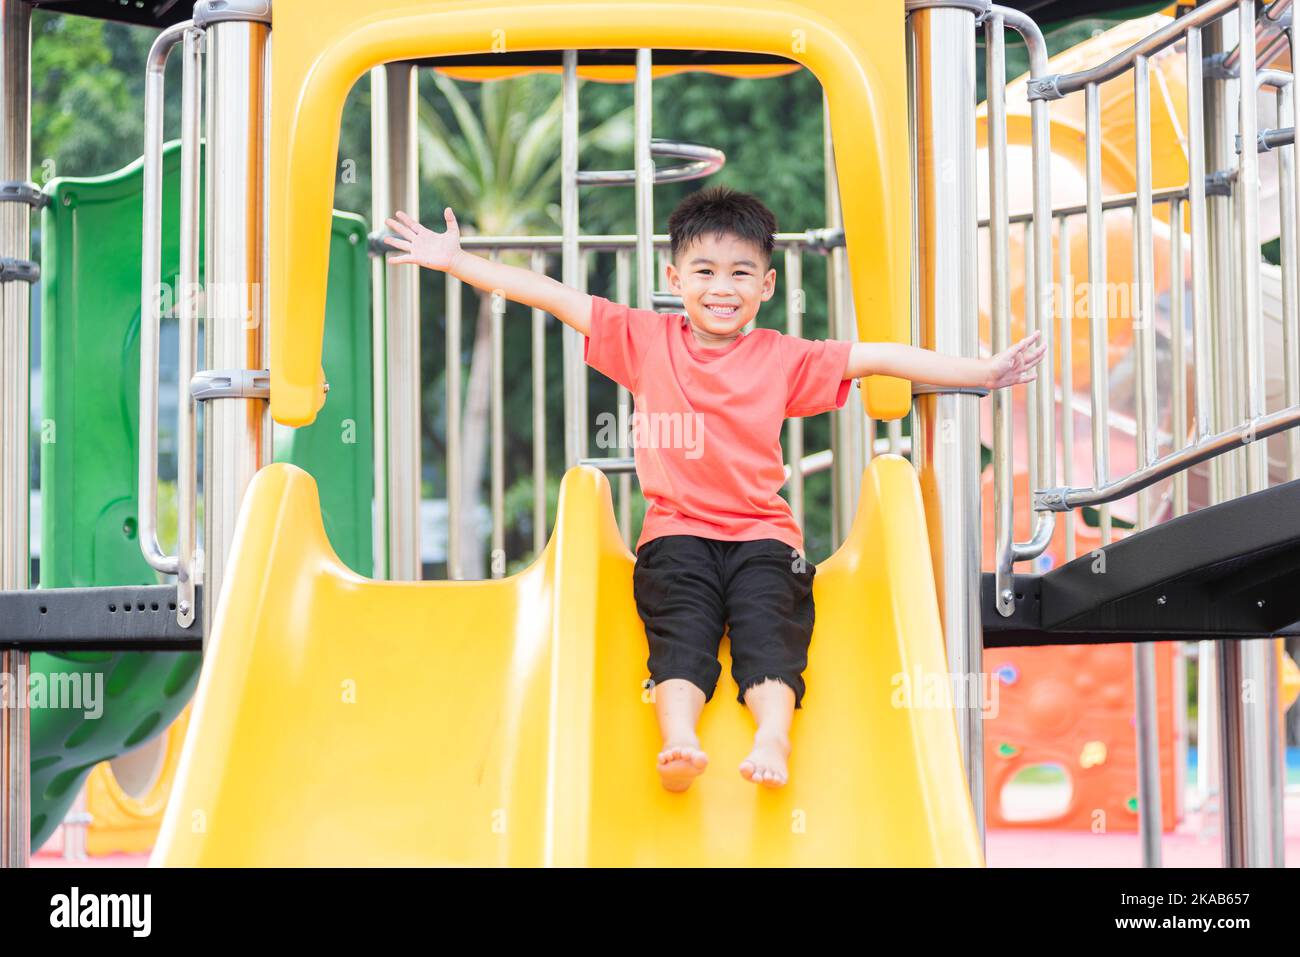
[981, 0, 1299, 867]
[985, 6, 1056, 619]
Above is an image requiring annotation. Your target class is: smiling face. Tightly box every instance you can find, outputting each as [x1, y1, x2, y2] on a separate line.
[665, 231, 777, 347]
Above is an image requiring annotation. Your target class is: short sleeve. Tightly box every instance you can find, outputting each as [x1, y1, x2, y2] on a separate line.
[779, 334, 854, 417]
[583, 295, 664, 392]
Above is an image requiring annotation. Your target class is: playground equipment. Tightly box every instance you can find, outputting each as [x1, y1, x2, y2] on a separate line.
[1, 0, 1298, 868]
[28, 139, 374, 852]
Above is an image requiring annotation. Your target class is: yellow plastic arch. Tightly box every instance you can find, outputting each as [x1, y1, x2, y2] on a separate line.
[152, 456, 981, 866]
[268, 0, 913, 427]
[433, 62, 806, 83]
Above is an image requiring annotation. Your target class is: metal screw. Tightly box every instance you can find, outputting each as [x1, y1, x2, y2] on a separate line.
[1000, 589, 1014, 605]
[1157, 595, 1167, 606]
[178, 601, 190, 616]
[1257, 599, 1266, 608]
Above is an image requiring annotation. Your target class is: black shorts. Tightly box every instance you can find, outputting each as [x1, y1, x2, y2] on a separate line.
[631, 534, 817, 709]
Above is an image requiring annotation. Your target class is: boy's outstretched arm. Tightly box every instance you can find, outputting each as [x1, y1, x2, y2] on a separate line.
[383, 208, 593, 335]
[843, 331, 1046, 390]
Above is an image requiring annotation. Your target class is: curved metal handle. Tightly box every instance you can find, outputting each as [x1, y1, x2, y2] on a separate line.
[576, 138, 725, 186]
[139, 21, 203, 627]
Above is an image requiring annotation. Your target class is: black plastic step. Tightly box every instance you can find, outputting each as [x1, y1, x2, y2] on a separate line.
[983, 477, 1300, 648]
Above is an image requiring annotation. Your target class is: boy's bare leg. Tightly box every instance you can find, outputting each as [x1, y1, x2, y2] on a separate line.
[739, 678, 794, 788]
[653, 678, 708, 792]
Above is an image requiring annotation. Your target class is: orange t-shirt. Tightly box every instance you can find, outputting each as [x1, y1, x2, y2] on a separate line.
[583, 295, 854, 555]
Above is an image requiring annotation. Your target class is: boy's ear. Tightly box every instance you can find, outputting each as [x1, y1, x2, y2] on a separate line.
[761, 266, 778, 301]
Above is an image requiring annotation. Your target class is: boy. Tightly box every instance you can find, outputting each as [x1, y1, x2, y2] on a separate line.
[384, 187, 1043, 793]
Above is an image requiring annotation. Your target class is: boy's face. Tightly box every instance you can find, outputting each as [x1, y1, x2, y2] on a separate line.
[665, 232, 776, 343]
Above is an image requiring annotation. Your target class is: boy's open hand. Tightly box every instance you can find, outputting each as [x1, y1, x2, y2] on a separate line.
[986, 330, 1046, 390]
[383, 208, 461, 272]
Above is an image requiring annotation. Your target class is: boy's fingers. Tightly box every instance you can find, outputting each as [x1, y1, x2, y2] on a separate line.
[390, 254, 412, 265]
[395, 210, 420, 231]
[444, 207, 459, 230]
[385, 216, 415, 239]
[383, 235, 411, 251]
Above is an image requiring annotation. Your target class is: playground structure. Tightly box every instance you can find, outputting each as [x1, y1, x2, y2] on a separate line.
[0, 0, 1297, 866]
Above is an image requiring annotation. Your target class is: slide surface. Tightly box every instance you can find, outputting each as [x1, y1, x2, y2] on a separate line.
[151, 455, 981, 866]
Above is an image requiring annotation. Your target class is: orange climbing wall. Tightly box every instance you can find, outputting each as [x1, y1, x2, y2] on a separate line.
[980, 472, 1184, 832]
[983, 643, 1182, 832]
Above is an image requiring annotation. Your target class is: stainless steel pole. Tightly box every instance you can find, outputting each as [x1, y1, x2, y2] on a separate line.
[366, 70, 386, 579]
[199, 5, 271, 643]
[1132, 53, 1165, 867]
[824, 96, 861, 540]
[906, 1, 984, 843]
[0, 0, 30, 870]
[1208, 4, 1275, 869]
[374, 63, 421, 581]
[531, 249, 548, 554]
[615, 248, 633, 545]
[446, 274, 462, 579]
[562, 50, 587, 466]
[490, 249, 504, 578]
[785, 245, 806, 531]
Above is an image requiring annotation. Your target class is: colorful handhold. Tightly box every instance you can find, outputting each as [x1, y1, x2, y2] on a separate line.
[1079, 740, 1107, 769]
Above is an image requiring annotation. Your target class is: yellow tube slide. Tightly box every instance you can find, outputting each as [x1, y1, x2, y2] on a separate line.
[151, 456, 981, 866]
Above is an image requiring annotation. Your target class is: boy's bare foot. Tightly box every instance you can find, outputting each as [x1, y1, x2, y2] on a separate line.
[657, 740, 708, 792]
[739, 730, 791, 788]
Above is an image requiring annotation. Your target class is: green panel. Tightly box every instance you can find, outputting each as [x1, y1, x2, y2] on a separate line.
[35, 140, 372, 850]
[36, 141, 205, 851]
[274, 212, 373, 577]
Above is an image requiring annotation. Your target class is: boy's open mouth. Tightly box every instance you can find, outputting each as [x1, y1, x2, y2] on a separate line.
[705, 303, 738, 317]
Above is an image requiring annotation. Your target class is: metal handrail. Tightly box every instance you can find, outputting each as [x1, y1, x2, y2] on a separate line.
[138, 22, 202, 625]
[1036, 0, 1240, 98]
[988, 5, 1055, 618]
[1035, 406, 1300, 510]
[576, 138, 725, 186]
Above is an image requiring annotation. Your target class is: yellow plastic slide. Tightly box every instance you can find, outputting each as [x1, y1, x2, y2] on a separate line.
[151, 455, 981, 866]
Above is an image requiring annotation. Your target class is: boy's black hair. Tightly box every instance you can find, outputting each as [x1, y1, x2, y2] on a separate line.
[667, 186, 777, 266]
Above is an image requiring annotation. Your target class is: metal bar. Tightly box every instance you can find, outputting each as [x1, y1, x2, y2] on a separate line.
[1237, 0, 1286, 868]
[490, 249, 504, 579]
[1222, 0, 1292, 72]
[635, 53, 655, 312]
[978, 182, 1195, 227]
[906, 0, 985, 843]
[1049, 0, 1239, 96]
[201, 14, 271, 643]
[988, 12, 1017, 616]
[1289, 16, 1300, 481]
[531, 249, 548, 554]
[1058, 214, 1075, 561]
[446, 274, 462, 580]
[0, 0, 32, 872]
[575, 139, 724, 186]
[374, 230, 843, 252]
[1188, 27, 1214, 446]
[1005, 7, 1057, 569]
[824, 93, 858, 542]
[376, 64, 421, 580]
[367, 68, 389, 579]
[1034, 406, 1300, 509]
[561, 50, 584, 466]
[1132, 53, 1165, 868]
[614, 248, 632, 545]
[785, 245, 806, 530]
[1170, 198, 1188, 516]
[175, 26, 201, 628]
[377, 67, 421, 582]
[138, 22, 190, 580]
